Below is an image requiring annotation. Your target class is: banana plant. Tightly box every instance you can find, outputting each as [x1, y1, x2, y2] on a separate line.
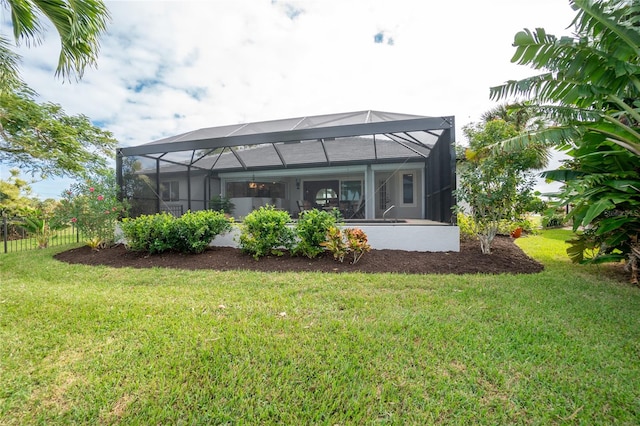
[489, 0, 640, 283]
[21, 216, 54, 249]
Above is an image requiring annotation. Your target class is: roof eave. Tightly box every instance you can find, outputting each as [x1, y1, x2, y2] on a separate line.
[120, 116, 454, 157]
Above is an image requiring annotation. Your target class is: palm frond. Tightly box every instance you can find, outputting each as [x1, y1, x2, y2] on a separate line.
[33, 0, 110, 79]
[480, 102, 548, 132]
[491, 54, 640, 106]
[594, 117, 640, 156]
[603, 137, 640, 156]
[491, 3, 640, 106]
[510, 28, 559, 66]
[535, 105, 601, 124]
[541, 169, 586, 182]
[490, 73, 552, 101]
[4, 0, 110, 80]
[606, 94, 640, 124]
[5, 0, 43, 44]
[493, 126, 579, 155]
[0, 36, 23, 91]
[571, 0, 640, 58]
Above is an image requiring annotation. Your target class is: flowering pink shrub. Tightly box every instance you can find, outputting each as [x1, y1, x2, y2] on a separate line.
[56, 171, 128, 249]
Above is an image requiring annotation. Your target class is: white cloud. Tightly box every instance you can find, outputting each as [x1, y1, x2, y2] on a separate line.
[2, 0, 576, 198]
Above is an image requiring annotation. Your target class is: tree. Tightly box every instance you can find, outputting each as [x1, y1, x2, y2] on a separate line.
[456, 119, 546, 254]
[490, 0, 640, 283]
[480, 102, 546, 133]
[0, 87, 118, 178]
[0, 168, 34, 216]
[0, 0, 110, 88]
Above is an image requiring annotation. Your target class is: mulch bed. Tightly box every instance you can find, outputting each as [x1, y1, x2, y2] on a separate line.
[54, 236, 544, 275]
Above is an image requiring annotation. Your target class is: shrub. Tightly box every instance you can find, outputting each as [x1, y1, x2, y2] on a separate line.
[321, 226, 349, 262]
[542, 208, 567, 228]
[321, 226, 371, 264]
[457, 212, 539, 240]
[120, 213, 177, 254]
[209, 195, 235, 215]
[173, 210, 233, 253]
[120, 210, 232, 254]
[456, 213, 478, 241]
[56, 171, 128, 249]
[294, 208, 340, 258]
[238, 205, 295, 259]
[345, 227, 371, 264]
[513, 217, 540, 235]
[21, 214, 63, 249]
[22, 201, 67, 249]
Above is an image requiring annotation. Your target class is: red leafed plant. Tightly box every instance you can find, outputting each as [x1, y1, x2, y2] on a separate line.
[321, 226, 371, 264]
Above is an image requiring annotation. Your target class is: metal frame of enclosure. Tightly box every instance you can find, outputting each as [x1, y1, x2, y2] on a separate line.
[116, 110, 457, 223]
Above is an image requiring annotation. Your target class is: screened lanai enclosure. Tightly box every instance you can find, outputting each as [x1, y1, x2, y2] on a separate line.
[116, 110, 457, 225]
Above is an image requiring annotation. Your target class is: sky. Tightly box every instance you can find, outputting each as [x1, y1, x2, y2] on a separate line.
[1, 0, 577, 199]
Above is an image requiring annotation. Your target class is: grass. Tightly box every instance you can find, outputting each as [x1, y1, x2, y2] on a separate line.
[1, 229, 639, 424]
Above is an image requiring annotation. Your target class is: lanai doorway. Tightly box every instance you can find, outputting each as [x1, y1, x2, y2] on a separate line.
[303, 180, 339, 209]
[375, 173, 394, 218]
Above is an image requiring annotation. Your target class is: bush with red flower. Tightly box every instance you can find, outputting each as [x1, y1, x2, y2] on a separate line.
[55, 170, 128, 249]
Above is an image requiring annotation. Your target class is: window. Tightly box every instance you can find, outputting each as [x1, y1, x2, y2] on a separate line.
[340, 180, 362, 202]
[402, 173, 414, 205]
[161, 181, 180, 201]
[315, 188, 337, 206]
[226, 181, 285, 198]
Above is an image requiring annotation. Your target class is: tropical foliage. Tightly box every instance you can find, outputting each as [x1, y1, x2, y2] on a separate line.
[0, 0, 110, 88]
[296, 223, 371, 264]
[490, 0, 640, 284]
[480, 101, 546, 133]
[20, 213, 63, 249]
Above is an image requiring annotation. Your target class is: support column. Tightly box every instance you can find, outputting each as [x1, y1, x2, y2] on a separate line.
[115, 149, 123, 202]
[203, 176, 209, 210]
[155, 158, 161, 214]
[365, 165, 375, 219]
[187, 166, 192, 212]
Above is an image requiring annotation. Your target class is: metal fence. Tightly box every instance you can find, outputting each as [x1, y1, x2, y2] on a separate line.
[2, 215, 82, 254]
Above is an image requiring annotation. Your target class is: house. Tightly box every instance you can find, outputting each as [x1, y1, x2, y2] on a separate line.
[116, 110, 460, 251]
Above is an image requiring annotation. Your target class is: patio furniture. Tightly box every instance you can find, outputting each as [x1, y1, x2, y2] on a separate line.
[348, 199, 365, 219]
[297, 200, 312, 217]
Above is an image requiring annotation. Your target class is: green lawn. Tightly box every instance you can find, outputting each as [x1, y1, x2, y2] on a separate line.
[1, 229, 639, 424]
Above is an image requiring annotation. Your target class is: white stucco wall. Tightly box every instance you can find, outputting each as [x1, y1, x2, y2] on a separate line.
[356, 224, 459, 252]
[210, 224, 460, 252]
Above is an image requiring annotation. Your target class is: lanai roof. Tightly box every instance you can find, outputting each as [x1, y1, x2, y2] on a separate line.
[118, 110, 455, 173]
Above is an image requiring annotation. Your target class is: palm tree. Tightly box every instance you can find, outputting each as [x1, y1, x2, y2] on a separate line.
[490, 0, 640, 283]
[480, 102, 546, 133]
[0, 0, 110, 88]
